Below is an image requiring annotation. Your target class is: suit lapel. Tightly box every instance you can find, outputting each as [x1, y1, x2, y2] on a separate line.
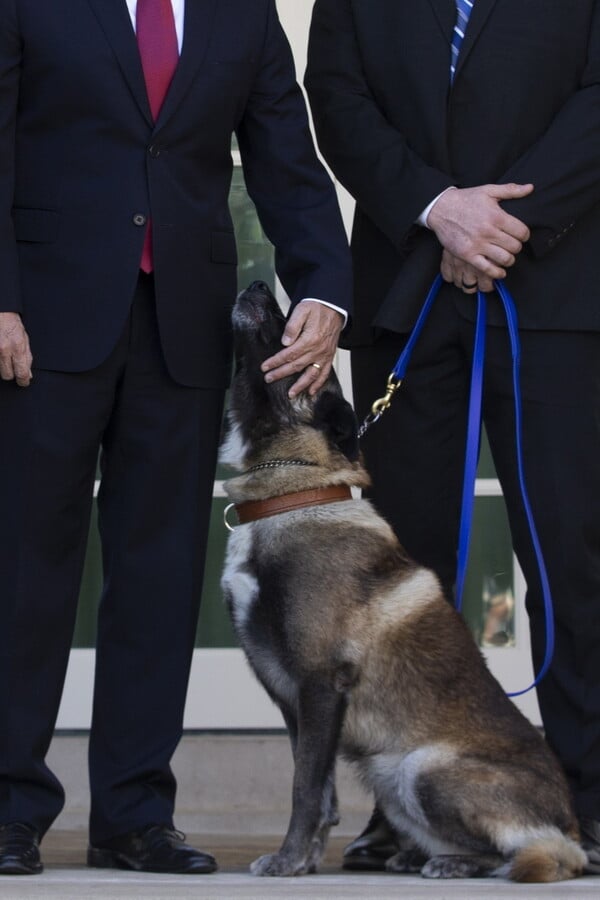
[87, 0, 152, 125]
[426, 0, 499, 82]
[155, 0, 219, 128]
[454, 0, 499, 80]
[86, 0, 218, 131]
[427, 0, 456, 44]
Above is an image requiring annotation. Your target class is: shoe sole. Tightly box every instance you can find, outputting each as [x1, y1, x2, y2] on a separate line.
[0, 862, 43, 875]
[87, 846, 217, 874]
[342, 856, 389, 872]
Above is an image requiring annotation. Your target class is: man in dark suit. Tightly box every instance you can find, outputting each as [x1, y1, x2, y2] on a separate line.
[0, 0, 351, 876]
[305, 0, 600, 874]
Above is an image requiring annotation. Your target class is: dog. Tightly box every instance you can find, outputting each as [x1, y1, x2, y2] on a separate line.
[219, 280, 586, 882]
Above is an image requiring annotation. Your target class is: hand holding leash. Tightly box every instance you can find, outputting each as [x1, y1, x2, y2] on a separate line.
[440, 249, 495, 294]
[427, 183, 533, 280]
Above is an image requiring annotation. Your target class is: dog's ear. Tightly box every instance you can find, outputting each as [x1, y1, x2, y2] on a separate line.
[313, 392, 360, 461]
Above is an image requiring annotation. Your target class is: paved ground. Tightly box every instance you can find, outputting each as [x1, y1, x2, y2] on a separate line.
[0, 832, 599, 900]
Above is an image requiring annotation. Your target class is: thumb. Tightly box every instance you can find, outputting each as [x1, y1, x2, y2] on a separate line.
[488, 182, 534, 200]
[280, 304, 309, 347]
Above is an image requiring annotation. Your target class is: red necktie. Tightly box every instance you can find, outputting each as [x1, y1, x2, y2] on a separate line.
[136, 0, 179, 272]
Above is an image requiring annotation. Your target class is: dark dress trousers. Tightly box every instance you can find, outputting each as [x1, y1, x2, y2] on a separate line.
[306, 0, 600, 821]
[0, 0, 351, 841]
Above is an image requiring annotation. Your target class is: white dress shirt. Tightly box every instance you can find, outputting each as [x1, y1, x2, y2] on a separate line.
[125, 0, 346, 326]
[125, 0, 184, 52]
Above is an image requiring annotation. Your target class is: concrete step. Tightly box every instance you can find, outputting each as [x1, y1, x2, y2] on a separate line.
[7, 832, 599, 900]
[47, 732, 372, 836]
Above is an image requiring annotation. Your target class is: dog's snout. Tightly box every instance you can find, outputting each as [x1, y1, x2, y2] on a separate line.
[233, 279, 283, 337]
[247, 280, 270, 294]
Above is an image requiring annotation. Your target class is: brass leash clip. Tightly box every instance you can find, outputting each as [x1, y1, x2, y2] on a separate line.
[357, 372, 402, 438]
[371, 372, 401, 416]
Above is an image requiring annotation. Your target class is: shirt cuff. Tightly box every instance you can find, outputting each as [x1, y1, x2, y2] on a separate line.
[417, 186, 456, 228]
[300, 298, 348, 328]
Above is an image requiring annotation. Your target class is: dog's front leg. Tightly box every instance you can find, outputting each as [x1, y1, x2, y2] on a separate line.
[304, 767, 339, 873]
[251, 677, 346, 876]
[280, 703, 339, 874]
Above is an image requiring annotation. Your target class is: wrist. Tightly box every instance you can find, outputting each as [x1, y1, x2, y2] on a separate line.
[428, 185, 461, 228]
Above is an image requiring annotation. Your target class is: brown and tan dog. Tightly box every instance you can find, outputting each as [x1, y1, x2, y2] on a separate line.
[220, 281, 585, 882]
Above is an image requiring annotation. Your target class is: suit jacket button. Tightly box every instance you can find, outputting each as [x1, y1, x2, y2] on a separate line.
[133, 214, 147, 226]
[148, 144, 161, 158]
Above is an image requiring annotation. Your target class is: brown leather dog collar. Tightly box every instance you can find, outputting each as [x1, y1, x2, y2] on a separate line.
[232, 485, 352, 526]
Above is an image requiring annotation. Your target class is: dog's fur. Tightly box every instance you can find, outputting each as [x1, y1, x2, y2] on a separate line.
[220, 281, 585, 882]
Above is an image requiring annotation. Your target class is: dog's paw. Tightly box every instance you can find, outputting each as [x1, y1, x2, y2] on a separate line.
[421, 854, 483, 879]
[386, 849, 428, 874]
[305, 826, 329, 873]
[250, 852, 307, 877]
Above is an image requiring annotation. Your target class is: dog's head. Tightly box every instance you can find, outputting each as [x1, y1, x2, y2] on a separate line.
[220, 281, 359, 471]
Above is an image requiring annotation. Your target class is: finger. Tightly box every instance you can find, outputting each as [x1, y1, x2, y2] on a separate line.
[488, 204, 531, 244]
[264, 331, 339, 378]
[448, 232, 520, 274]
[262, 346, 300, 375]
[488, 182, 534, 201]
[478, 276, 495, 292]
[262, 316, 324, 375]
[441, 250, 478, 291]
[484, 209, 529, 247]
[459, 270, 496, 292]
[307, 361, 333, 397]
[13, 356, 33, 387]
[457, 260, 480, 289]
[289, 360, 332, 399]
[440, 258, 454, 283]
[261, 307, 312, 372]
[263, 335, 328, 377]
[263, 354, 311, 383]
[445, 240, 504, 282]
[494, 233, 524, 256]
[471, 255, 507, 280]
[450, 264, 465, 290]
[0, 355, 14, 381]
[483, 245, 516, 269]
[496, 215, 530, 244]
[279, 304, 311, 348]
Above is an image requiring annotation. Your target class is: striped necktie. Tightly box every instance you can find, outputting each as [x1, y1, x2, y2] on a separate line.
[450, 0, 474, 83]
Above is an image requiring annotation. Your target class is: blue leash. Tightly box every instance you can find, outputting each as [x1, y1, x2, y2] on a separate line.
[359, 274, 555, 696]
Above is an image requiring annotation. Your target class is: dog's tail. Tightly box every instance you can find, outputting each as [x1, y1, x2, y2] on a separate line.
[507, 832, 586, 882]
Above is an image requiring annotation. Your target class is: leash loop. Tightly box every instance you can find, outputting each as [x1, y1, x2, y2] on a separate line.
[359, 275, 555, 697]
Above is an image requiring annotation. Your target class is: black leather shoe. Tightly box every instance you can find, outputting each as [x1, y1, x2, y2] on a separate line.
[87, 824, 217, 874]
[0, 823, 43, 875]
[342, 807, 398, 871]
[579, 817, 600, 875]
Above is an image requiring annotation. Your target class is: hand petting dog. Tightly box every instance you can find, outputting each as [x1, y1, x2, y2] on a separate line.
[260, 300, 344, 397]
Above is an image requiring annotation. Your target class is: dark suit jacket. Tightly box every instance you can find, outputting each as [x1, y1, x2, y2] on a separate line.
[0, 0, 351, 386]
[305, 0, 600, 345]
